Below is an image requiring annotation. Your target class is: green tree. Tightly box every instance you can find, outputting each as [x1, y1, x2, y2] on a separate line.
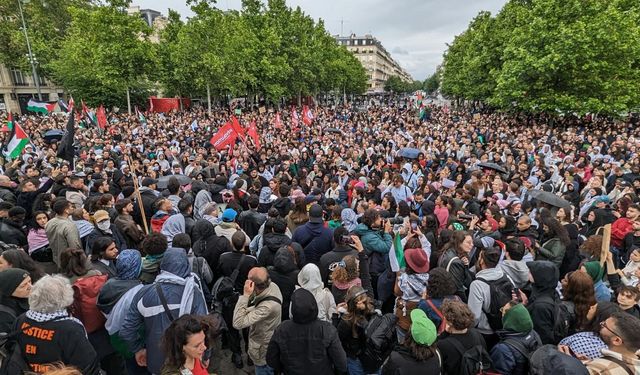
[49, 3, 156, 109]
[424, 70, 440, 94]
[384, 75, 407, 93]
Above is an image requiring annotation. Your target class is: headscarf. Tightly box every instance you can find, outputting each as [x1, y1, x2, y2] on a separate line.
[161, 214, 185, 246]
[74, 219, 95, 239]
[115, 249, 142, 280]
[583, 261, 605, 282]
[156, 248, 206, 316]
[341, 208, 359, 232]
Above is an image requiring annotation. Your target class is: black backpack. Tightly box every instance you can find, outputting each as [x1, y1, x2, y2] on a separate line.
[475, 274, 517, 331]
[535, 296, 573, 344]
[450, 339, 499, 375]
[210, 255, 245, 313]
[360, 311, 397, 373]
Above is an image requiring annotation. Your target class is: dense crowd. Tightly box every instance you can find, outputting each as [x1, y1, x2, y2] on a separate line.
[0, 103, 639, 375]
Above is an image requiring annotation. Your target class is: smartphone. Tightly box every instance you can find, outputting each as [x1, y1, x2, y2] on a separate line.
[342, 235, 354, 245]
[411, 222, 418, 231]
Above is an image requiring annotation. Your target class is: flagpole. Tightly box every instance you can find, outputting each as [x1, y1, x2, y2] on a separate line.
[125, 155, 149, 235]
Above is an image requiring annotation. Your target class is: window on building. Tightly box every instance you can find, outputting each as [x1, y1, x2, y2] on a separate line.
[10, 69, 27, 86]
[346, 40, 351, 45]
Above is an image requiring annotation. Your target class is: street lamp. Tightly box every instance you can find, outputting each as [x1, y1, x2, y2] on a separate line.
[17, 0, 42, 100]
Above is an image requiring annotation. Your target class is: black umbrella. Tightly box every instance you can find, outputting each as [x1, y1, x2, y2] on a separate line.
[157, 174, 192, 189]
[43, 129, 64, 143]
[478, 162, 507, 174]
[398, 147, 421, 159]
[527, 189, 572, 208]
[325, 128, 342, 134]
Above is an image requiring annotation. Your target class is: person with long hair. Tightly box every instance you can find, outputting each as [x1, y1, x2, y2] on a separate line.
[436, 230, 474, 302]
[160, 314, 209, 375]
[561, 271, 596, 334]
[90, 236, 119, 278]
[558, 302, 623, 360]
[285, 197, 308, 233]
[336, 285, 376, 375]
[27, 211, 52, 263]
[0, 248, 45, 283]
[536, 216, 571, 267]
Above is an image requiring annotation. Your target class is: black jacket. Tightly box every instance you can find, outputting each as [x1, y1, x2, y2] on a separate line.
[268, 248, 299, 321]
[0, 187, 17, 205]
[237, 209, 267, 240]
[12, 314, 100, 375]
[133, 187, 159, 228]
[266, 289, 347, 375]
[273, 197, 292, 218]
[16, 178, 54, 221]
[526, 261, 559, 345]
[381, 346, 441, 375]
[97, 279, 142, 315]
[192, 220, 232, 278]
[0, 218, 27, 250]
[258, 232, 292, 267]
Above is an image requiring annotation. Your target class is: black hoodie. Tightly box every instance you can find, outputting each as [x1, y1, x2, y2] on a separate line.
[266, 289, 347, 375]
[526, 261, 560, 345]
[192, 219, 232, 277]
[268, 248, 299, 321]
[258, 232, 292, 267]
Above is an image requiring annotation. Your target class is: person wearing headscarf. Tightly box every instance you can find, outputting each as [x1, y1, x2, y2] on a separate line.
[161, 213, 185, 247]
[191, 219, 233, 277]
[341, 208, 359, 233]
[0, 268, 31, 333]
[582, 261, 612, 302]
[120, 248, 208, 375]
[297, 263, 336, 322]
[96, 249, 145, 374]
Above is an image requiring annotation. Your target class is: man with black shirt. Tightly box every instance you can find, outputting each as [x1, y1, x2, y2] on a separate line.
[319, 227, 358, 285]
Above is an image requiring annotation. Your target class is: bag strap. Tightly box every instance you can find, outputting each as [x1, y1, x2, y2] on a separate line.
[446, 256, 459, 272]
[254, 296, 282, 307]
[503, 338, 531, 360]
[155, 283, 175, 322]
[425, 299, 446, 332]
[230, 254, 246, 285]
[603, 355, 634, 375]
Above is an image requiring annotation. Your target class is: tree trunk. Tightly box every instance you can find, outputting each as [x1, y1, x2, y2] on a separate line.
[126, 88, 131, 115]
[207, 84, 212, 116]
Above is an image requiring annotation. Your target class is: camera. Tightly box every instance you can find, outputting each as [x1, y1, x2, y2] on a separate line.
[458, 214, 475, 221]
[387, 217, 404, 225]
[342, 235, 354, 245]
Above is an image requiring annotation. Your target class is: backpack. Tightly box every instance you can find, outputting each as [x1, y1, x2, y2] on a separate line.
[210, 255, 245, 313]
[71, 274, 108, 333]
[450, 339, 500, 375]
[360, 311, 397, 373]
[475, 274, 517, 331]
[535, 296, 573, 344]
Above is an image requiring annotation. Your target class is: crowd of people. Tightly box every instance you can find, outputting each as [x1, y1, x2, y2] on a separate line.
[0, 103, 639, 375]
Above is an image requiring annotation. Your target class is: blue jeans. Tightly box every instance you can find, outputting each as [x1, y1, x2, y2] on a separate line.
[347, 358, 365, 375]
[255, 364, 274, 375]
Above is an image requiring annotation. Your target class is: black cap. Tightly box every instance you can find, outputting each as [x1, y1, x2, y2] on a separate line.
[141, 177, 158, 187]
[308, 204, 323, 223]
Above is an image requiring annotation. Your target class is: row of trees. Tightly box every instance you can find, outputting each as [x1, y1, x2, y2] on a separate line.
[383, 75, 439, 95]
[440, 0, 640, 116]
[0, 0, 369, 108]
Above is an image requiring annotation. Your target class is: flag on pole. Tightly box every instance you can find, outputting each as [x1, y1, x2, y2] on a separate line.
[1, 113, 13, 132]
[231, 116, 245, 141]
[96, 105, 108, 129]
[389, 232, 406, 272]
[57, 109, 76, 167]
[27, 99, 57, 115]
[58, 99, 70, 113]
[2, 118, 30, 159]
[302, 105, 314, 126]
[291, 106, 299, 129]
[209, 122, 238, 151]
[274, 112, 283, 129]
[81, 100, 97, 127]
[247, 120, 260, 150]
[135, 106, 147, 127]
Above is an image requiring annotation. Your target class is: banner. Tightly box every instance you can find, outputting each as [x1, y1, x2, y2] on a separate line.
[209, 123, 237, 151]
[247, 120, 260, 150]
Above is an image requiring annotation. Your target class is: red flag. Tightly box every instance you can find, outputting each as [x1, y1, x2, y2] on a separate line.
[231, 116, 245, 141]
[96, 105, 107, 129]
[302, 105, 313, 126]
[209, 122, 238, 151]
[247, 120, 260, 150]
[291, 106, 299, 129]
[274, 112, 283, 129]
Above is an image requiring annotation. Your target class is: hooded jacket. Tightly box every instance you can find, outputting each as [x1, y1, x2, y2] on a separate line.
[0, 218, 27, 250]
[268, 247, 299, 321]
[266, 289, 347, 375]
[297, 264, 336, 322]
[120, 248, 208, 374]
[192, 219, 232, 278]
[526, 261, 560, 345]
[273, 197, 293, 218]
[353, 223, 392, 275]
[490, 304, 542, 375]
[537, 237, 566, 268]
[468, 267, 506, 334]
[500, 260, 530, 289]
[292, 221, 334, 265]
[258, 231, 292, 267]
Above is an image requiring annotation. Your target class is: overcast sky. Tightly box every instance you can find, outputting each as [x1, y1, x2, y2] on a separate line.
[134, 0, 508, 80]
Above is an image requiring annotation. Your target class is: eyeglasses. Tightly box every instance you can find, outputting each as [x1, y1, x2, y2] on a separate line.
[600, 321, 623, 341]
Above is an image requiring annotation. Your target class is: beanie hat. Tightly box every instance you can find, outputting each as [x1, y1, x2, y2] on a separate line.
[410, 309, 437, 346]
[0, 268, 29, 297]
[583, 261, 604, 282]
[502, 303, 533, 333]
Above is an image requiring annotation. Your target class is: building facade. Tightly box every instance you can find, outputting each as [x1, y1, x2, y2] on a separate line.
[0, 64, 64, 114]
[336, 34, 412, 93]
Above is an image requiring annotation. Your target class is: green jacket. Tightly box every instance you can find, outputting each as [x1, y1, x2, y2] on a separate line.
[536, 238, 566, 267]
[353, 223, 392, 274]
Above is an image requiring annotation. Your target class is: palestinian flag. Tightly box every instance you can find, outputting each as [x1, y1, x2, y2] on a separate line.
[389, 232, 406, 271]
[27, 99, 57, 115]
[82, 100, 97, 127]
[1, 113, 13, 132]
[2, 118, 30, 159]
[135, 106, 147, 126]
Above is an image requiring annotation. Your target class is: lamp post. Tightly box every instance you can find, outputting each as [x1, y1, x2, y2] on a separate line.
[17, 0, 42, 100]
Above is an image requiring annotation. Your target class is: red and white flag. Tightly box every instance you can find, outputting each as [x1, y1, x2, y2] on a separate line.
[209, 122, 238, 151]
[231, 116, 246, 141]
[291, 106, 299, 129]
[302, 105, 314, 126]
